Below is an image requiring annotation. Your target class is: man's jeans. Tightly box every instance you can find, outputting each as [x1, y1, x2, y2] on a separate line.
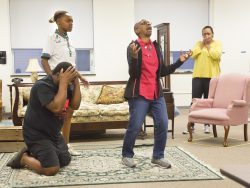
[122, 96, 168, 159]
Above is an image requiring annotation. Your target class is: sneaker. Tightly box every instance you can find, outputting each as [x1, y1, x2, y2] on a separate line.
[122, 157, 136, 168]
[151, 158, 171, 168]
[204, 124, 210, 134]
[67, 144, 81, 156]
[182, 130, 188, 134]
[182, 126, 195, 134]
[7, 147, 27, 169]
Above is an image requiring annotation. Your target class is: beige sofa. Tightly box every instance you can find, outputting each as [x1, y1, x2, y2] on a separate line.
[10, 81, 129, 136]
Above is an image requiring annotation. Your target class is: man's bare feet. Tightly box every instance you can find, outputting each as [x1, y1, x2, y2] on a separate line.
[6, 147, 28, 169]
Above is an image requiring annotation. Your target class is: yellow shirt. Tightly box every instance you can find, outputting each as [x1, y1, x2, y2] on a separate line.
[191, 40, 222, 78]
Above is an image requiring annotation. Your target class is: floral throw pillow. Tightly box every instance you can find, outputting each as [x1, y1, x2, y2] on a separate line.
[96, 85, 125, 104]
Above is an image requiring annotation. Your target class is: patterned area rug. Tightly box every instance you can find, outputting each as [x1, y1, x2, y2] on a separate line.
[0, 146, 222, 188]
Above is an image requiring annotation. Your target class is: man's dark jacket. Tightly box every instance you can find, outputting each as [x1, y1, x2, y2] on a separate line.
[124, 40, 183, 100]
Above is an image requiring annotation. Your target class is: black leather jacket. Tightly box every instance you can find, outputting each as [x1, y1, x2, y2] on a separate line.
[124, 40, 183, 100]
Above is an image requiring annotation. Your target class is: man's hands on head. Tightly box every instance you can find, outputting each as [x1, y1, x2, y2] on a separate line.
[59, 66, 78, 85]
[130, 41, 140, 59]
[46, 66, 81, 114]
[179, 50, 193, 62]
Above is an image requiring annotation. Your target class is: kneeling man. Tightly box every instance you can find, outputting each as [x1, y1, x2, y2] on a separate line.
[7, 62, 81, 176]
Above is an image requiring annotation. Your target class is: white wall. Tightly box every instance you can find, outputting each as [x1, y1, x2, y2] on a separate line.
[171, 74, 192, 106]
[0, 0, 12, 112]
[135, 0, 209, 50]
[10, 0, 93, 48]
[87, 0, 134, 82]
[210, 0, 250, 74]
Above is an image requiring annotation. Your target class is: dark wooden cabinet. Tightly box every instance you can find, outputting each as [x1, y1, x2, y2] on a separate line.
[156, 23, 175, 138]
[154, 23, 170, 90]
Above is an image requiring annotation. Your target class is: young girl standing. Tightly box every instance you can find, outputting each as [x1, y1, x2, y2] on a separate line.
[41, 10, 89, 156]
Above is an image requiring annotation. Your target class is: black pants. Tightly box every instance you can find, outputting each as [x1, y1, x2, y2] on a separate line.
[26, 135, 71, 168]
[191, 78, 211, 128]
[192, 78, 211, 99]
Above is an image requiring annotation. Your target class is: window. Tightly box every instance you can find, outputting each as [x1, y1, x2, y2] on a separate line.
[13, 49, 42, 74]
[171, 51, 194, 71]
[13, 49, 92, 74]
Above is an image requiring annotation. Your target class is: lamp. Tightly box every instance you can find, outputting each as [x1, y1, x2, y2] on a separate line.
[25, 58, 42, 82]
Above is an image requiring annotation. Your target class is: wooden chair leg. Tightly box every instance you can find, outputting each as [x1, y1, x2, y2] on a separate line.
[188, 122, 194, 142]
[223, 125, 230, 147]
[212, 124, 218, 138]
[171, 119, 174, 139]
[244, 124, 248, 141]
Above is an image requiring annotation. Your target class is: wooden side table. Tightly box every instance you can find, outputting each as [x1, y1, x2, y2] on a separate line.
[0, 126, 24, 152]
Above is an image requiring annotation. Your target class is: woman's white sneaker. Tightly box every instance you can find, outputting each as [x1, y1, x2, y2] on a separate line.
[204, 125, 211, 134]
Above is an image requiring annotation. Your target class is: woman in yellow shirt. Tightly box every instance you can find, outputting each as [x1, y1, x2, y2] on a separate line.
[184, 26, 222, 134]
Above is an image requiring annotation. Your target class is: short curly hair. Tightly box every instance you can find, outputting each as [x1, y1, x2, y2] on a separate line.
[134, 19, 151, 36]
[52, 62, 73, 75]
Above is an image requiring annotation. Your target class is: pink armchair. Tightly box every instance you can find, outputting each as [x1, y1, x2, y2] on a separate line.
[187, 73, 250, 147]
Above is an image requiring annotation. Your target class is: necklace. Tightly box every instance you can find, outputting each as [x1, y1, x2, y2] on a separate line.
[55, 29, 72, 57]
[144, 44, 152, 51]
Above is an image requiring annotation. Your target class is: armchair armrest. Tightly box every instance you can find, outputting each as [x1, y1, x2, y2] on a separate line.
[190, 98, 214, 111]
[228, 100, 247, 109]
[227, 100, 249, 123]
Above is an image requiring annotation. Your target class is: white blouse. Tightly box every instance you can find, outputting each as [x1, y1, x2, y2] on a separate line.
[41, 31, 76, 70]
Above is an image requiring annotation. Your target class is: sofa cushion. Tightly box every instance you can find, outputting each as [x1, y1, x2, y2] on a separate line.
[73, 102, 100, 117]
[98, 102, 129, 116]
[80, 85, 103, 103]
[189, 108, 229, 121]
[96, 85, 125, 104]
[18, 106, 27, 117]
[22, 88, 31, 102]
[71, 115, 128, 123]
[17, 87, 31, 117]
